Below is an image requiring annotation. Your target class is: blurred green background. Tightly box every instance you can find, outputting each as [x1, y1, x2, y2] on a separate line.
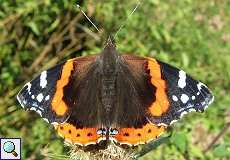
[0, 0, 229, 159]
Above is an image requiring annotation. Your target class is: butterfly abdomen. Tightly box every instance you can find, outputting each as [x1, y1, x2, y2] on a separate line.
[101, 78, 116, 112]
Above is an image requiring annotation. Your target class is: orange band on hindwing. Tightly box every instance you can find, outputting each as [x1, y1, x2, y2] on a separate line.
[147, 58, 169, 116]
[113, 123, 166, 145]
[51, 60, 74, 116]
[55, 123, 102, 146]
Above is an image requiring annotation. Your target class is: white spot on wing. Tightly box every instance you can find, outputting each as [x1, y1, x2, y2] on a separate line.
[157, 123, 168, 127]
[180, 111, 188, 118]
[97, 137, 107, 143]
[188, 108, 196, 112]
[65, 138, 73, 144]
[51, 122, 59, 125]
[32, 102, 38, 107]
[146, 138, 154, 144]
[170, 120, 178, 125]
[36, 93, 44, 102]
[23, 100, 27, 104]
[178, 70, 187, 88]
[192, 96, 195, 100]
[181, 94, 189, 104]
[36, 110, 42, 116]
[172, 95, 178, 101]
[197, 82, 202, 90]
[38, 107, 44, 111]
[26, 82, 32, 91]
[119, 142, 132, 146]
[177, 104, 193, 113]
[31, 95, 35, 99]
[45, 95, 50, 101]
[84, 142, 97, 146]
[17, 94, 25, 108]
[40, 71, 47, 88]
[25, 82, 32, 95]
[197, 82, 207, 91]
[43, 118, 49, 123]
[73, 142, 84, 146]
[30, 107, 37, 111]
[209, 95, 214, 105]
[204, 105, 209, 110]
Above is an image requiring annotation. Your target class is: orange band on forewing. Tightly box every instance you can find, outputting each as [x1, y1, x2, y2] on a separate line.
[113, 123, 166, 145]
[147, 58, 169, 116]
[51, 60, 74, 116]
[56, 123, 101, 145]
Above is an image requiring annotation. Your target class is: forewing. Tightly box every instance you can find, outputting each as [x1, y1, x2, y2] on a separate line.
[17, 55, 97, 124]
[114, 55, 156, 128]
[146, 58, 214, 125]
[116, 55, 214, 127]
[62, 57, 104, 128]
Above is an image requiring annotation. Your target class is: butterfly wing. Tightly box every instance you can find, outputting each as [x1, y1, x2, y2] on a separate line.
[17, 55, 97, 124]
[117, 55, 214, 126]
[110, 55, 213, 145]
[113, 55, 156, 128]
[62, 58, 105, 128]
[146, 58, 214, 125]
[55, 122, 107, 146]
[111, 123, 166, 146]
[56, 62, 108, 145]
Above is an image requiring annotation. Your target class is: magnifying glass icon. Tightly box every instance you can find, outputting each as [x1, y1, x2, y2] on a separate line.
[3, 141, 18, 157]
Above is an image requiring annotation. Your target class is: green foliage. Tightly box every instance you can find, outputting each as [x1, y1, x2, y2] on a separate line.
[171, 132, 188, 154]
[0, 0, 229, 159]
[213, 143, 230, 158]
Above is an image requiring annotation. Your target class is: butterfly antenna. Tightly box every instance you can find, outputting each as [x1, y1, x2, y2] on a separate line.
[114, 0, 142, 39]
[76, 4, 100, 32]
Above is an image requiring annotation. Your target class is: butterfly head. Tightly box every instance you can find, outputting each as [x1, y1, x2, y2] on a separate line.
[99, 36, 119, 75]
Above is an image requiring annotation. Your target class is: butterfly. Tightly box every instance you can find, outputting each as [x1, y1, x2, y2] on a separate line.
[17, 37, 214, 147]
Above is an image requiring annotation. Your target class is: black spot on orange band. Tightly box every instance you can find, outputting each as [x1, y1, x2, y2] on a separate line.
[55, 123, 101, 145]
[114, 123, 166, 145]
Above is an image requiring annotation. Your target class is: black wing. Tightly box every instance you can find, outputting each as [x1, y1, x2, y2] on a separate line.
[147, 59, 214, 125]
[17, 62, 68, 123]
[17, 56, 97, 124]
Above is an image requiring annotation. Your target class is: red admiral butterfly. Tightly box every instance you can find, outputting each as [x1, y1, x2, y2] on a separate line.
[17, 37, 214, 146]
